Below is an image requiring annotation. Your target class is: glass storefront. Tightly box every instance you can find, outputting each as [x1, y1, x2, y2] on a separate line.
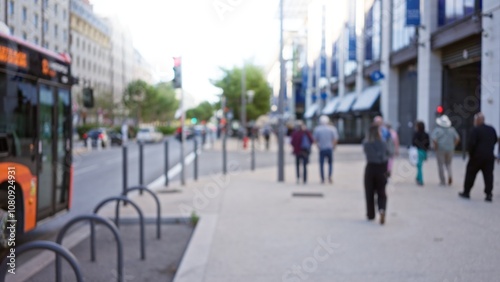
[365, 0, 382, 64]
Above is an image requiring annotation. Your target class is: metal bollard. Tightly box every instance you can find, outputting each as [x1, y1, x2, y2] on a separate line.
[223, 129, 227, 175]
[194, 138, 198, 181]
[251, 133, 255, 171]
[139, 141, 144, 195]
[122, 145, 127, 195]
[86, 139, 92, 151]
[164, 140, 169, 186]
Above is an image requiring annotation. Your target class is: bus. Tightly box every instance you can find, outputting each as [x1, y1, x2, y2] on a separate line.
[0, 31, 76, 248]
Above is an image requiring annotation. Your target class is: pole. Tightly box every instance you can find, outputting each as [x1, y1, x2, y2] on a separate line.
[251, 130, 255, 171]
[139, 141, 144, 195]
[194, 138, 198, 181]
[277, 0, 285, 182]
[180, 88, 186, 186]
[222, 96, 227, 175]
[122, 145, 127, 195]
[164, 140, 169, 186]
[241, 63, 246, 144]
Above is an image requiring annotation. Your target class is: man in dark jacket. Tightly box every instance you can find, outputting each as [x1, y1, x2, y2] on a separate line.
[290, 121, 313, 184]
[459, 113, 498, 202]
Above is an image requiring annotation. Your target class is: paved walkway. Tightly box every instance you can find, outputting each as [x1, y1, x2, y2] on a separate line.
[111, 145, 500, 282]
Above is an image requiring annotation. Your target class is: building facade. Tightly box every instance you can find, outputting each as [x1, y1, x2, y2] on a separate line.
[0, 0, 70, 53]
[296, 0, 499, 145]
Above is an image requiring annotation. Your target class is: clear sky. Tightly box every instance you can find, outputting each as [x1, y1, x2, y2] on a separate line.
[92, 0, 282, 105]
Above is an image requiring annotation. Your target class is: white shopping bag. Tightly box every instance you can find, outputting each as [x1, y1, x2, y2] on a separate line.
[408, 146, 419, 166]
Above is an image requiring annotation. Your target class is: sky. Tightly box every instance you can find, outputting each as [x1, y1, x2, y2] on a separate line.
[92, 0, 282, 105]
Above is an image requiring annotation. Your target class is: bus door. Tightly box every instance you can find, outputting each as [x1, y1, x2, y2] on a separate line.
[55, 88, 71, 211]
[37, 84, 56, 219]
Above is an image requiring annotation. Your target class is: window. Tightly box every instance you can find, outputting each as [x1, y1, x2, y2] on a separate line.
[43, 42, 49, 49]
[76, 37, 79, 48]
[9, 26, 14, 35]
[55, 45, 58, 52]
[76, 57, 80, 67]
[63, 9, 67, 20]
[43, 20, 48, 33]
[8, 1, 14, 16]
[34, 13, 39, 28]
[34, 36, 39, 45]
[63, 29, 68, 42]
[22, 7, 27, 23]
[43, 0, 48, 9]
[34, 0, 38, 4]
[22, 32, 27, 40]
[54, 3, 58, 16]
[54, 24, 58, 38]
[438, 0, 482, 26]
[391, 0, 417, 52]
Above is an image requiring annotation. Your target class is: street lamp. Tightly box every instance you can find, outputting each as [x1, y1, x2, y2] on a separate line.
[278, 0, 285, 182]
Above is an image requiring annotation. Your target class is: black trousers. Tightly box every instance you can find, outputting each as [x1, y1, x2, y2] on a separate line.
[295, 152, 309, 183]
[463, 157, 495, 196]
[364, 162, 388, 219]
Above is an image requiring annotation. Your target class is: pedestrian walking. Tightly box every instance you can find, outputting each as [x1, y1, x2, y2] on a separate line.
[386, 123, 400, 178]
[459, 113, 498, 202]
[363, 124, 391, 225]
[291, 121, 313, 184]
[412, 121, 430, 186]
[430, 115, 460, 186]
[313, 115, 339, 184]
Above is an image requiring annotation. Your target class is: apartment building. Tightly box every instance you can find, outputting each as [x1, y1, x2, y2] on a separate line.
[0, 0, 70, 53]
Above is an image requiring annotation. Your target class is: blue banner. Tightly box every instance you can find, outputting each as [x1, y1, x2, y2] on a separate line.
[365, 5, 373, 61]
[320, 55, 326, 78]
[406, 0, 420, 26]
[348, 25, 356, 61]
[312, 63, 317, 88]
[332, 42, 338, 77]
[320, 92, 328, 100]
[370, 70, 385, 82]
[301, 66, 308, 90]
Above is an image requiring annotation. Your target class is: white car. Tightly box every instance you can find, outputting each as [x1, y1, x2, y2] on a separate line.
[136, 127, 163, 143]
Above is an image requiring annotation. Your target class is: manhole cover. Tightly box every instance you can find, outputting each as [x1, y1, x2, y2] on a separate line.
[292, 192, 324, 198]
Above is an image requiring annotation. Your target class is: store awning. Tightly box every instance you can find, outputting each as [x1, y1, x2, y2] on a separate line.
[351, 85, 381, 112]
[304, 103, 319, 119]
[335, 93, 357, 113]
[322, 97, 341, 115]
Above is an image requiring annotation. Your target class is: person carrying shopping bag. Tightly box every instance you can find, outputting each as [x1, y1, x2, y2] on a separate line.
[412, 121, 430, 186]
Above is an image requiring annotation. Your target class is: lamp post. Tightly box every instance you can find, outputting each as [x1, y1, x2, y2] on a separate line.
[278, 0, 285, 182]
[247, 90, 256, 170]
[241, 63, 247, 143]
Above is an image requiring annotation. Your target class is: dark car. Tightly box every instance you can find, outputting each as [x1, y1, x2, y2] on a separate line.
[83, 128, 109, 148]
[107, 130, 123, 146]
[175, 127, 194, 141]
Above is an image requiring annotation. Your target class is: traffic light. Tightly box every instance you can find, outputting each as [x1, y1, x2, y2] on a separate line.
[436, 105, 444, 117]
[191, 117, 198, 124]
[82, 87, 94, 108]
[172, 57, 182, 89]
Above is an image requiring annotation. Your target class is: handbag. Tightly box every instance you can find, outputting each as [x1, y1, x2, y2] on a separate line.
[408, 146, 419, 166]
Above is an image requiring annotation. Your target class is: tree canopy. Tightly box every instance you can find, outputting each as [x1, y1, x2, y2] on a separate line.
[211, 63, 271, 122]
[123, 80, 179, 123]
[186, 101, 214, 122]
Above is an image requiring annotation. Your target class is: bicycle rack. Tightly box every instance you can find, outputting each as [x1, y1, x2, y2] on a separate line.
[94, 196, 146, 260]
[119, 185, 161, 239]
[55, 214, 124, 282]
[0, 240, 84, 282]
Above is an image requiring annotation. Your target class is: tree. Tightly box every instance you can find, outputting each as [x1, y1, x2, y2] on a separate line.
[186, 101, 214, 122]
[123, 80, 179, 124]
[211, 63, 271, 122]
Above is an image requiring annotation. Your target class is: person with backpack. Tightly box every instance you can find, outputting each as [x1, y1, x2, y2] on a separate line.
[412, 121, 430, 186]
[430, 115, 460, 186]
[262, 125, 271, 150]
[291, 120, 313, 184]
[313, 115, 339, 184]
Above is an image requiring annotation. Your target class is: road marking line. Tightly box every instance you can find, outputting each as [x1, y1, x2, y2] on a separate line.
[74, 164, 99, 176]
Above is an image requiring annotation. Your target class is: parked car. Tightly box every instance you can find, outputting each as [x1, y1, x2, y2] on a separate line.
[107, 130, 123, 146]
[175, 126, 194, 141]
[136, 127, 163, 143]
[83, 128, 109, 148]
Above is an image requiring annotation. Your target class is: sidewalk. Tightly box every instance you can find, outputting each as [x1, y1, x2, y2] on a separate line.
[114, 146, 500, 282]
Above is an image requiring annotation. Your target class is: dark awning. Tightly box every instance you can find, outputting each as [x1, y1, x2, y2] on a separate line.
[335, 92, 357, 113]
[351, 85, 380, 112]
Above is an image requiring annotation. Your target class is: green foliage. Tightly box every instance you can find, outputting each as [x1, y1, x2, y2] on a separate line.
[156, 125, 177, 135]
[186, 101, 214, 122]
[190, 211, 199, 226]
[211, 63, 271, 122]
[123, 80, 179, 123]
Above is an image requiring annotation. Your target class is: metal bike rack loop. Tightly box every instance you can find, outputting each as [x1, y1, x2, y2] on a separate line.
[0, 241, 84, 282]
[55, 214, 124, 282]
[121, 185, 162, 239]
[93, 196, 146, 260]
